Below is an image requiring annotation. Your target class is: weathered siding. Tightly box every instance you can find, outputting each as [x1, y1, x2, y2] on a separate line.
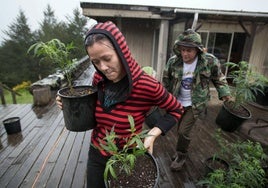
[249, 25, 268, 77]
[122, 19, 154, 67]
[200, 21, 251, 33]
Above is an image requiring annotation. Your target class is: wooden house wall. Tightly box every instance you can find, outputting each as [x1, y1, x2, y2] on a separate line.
[249, 25, 268, 77]
[80, 3, 268, 78]
[121, 19, 155, 68]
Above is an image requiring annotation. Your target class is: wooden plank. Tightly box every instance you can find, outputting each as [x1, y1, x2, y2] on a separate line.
[45, 130, 77, 187]
[0, 164, 21, 187]
[0, 104, 29, 135]
[4, 113, 63, 188]
[71, 130, 92, 188]
[59, 132, 85, 188]
[19, 117, 66, 188]
[27, 127, 68, 188]
[0, 104, 36, 162]
[0, 104, 18, 120]
[0, 128, 39, 177]
[0, 105, 59, 164]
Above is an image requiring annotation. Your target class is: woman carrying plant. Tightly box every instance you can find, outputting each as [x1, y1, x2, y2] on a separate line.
[56, 21, 184, 188]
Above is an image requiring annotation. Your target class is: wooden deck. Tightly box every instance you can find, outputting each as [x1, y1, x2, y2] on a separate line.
[0, 89, 267, 188]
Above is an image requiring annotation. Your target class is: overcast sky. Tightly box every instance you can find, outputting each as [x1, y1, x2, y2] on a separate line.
[0, 0, 81, 44]
[1, 0, 268, 44]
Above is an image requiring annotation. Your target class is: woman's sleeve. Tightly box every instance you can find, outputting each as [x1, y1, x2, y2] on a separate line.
[153, 83, 184, 135]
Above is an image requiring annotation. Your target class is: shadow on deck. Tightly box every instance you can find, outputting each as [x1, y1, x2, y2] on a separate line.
[0, 89, 267, 188]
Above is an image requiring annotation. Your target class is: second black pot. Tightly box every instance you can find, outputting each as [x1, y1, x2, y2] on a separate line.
[216, 101, 251, 132]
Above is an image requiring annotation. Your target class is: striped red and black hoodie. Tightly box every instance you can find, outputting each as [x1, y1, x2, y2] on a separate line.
[85, 21, 184, 156]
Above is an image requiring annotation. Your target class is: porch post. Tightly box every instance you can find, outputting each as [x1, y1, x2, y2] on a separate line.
[156, 20, 169, 81]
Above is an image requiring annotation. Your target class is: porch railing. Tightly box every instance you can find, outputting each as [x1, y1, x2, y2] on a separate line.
[0, 82, 21, 105]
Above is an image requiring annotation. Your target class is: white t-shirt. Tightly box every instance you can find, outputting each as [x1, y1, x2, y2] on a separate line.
[177, 57, 198, 107]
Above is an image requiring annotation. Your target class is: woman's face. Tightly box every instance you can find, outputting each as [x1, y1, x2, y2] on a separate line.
[179, 46, 198, 64]
[87, 40, 126, 83]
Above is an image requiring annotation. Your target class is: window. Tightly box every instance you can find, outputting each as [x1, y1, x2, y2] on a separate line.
[200, 31, 246, 75]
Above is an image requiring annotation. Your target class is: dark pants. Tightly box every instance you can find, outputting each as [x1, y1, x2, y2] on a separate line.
[176, 106, 197, 153]
[87, 145, 109, 188]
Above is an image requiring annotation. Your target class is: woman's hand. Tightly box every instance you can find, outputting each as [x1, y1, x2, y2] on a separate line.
[56, 95, 63, 109]
[143, 127, 162, 154]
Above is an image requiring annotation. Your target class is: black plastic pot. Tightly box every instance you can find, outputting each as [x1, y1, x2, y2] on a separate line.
[216, 101, 251, 132]
[204, 156, 229, 176]
[254, 86, 268, 106]
[57, 85, 97, 132]
[3, 117, 22, 135]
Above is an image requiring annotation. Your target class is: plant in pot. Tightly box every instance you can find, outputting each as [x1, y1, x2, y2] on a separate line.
[97, 115, 159, 188]
[28, 39, 97, 131]
[216, 61, 268, 132]
[198, 129, 268, 187]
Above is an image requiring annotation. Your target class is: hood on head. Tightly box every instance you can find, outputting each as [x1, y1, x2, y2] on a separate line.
[173, 29, 204, 56]
[84, 21, 142, 94]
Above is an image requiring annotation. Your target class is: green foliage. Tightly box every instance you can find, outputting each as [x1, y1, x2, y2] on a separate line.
[12, 81, 31, 92]
[0, 4, 88, 88]
[198, 129, 268, 188]
[225, 61, 268, 108]
[98, 115, 149, 181]
[4, 88, 33, 104]
[0, 10, 37, 87]
[38, 5, 68, 42]
[28, 39, 75, 88]
[65, 8, 88, 59]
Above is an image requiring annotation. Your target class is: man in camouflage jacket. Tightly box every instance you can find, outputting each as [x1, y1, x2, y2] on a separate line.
[162, 29, 231, 171]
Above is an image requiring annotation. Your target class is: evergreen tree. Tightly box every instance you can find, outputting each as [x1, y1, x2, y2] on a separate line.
[35, 4, 68, 78]
[0, 5, 90, 88]
[65, 8, 88, 59]
[38, 4, 68, 42]
[0, 10, 37, 87]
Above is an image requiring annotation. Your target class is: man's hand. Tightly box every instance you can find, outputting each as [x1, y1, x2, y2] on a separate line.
[222, 95, 231, 101]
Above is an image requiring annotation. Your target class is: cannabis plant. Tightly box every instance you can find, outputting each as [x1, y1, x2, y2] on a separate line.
[198, 129, 268, 187]
[28, 39, 76, 91]
[98, 115, 149, 181]
[225, 61, 268, 108]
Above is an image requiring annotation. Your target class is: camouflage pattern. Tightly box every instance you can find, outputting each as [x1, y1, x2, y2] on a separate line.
[173, 29, 203, 53]
[162, 52, 231, 118]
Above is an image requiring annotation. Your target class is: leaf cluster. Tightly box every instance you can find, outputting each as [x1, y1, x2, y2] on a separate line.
[225, 61, 268, 108]
[98, 115, 149, 180]
[27, 39, 75, 88]
[198, 129, 268, 187]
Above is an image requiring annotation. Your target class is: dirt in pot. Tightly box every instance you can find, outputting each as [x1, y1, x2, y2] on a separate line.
[60, 87, 95, 97]
[224, 101, 250, 118]
[108, 154, 158, 188]
[205, 157, 229, 175]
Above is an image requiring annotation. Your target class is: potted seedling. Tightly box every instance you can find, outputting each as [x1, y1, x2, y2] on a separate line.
[198, 129, 268, 187]
[97, 115, 159, 188]
[216, 61, 268, 132]
[28, 39, 97, 131]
